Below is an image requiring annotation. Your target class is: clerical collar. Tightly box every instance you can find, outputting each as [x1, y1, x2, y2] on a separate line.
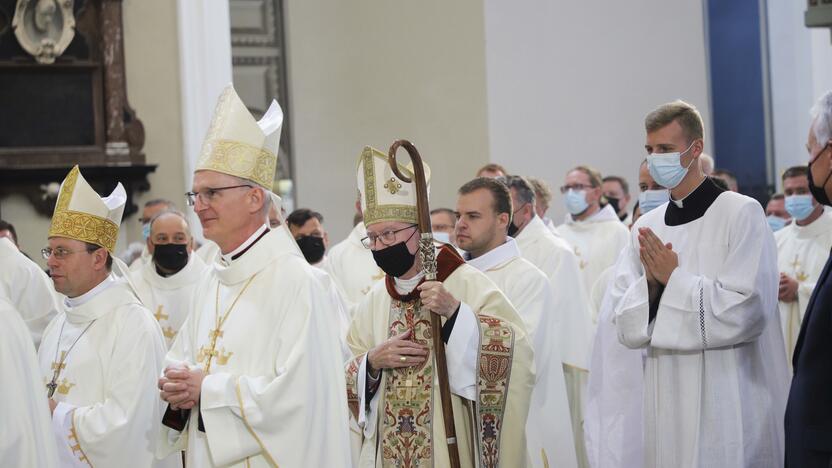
[466, 237, 519, 272]
[65, 274, 116, 308]
[394, 271, 425, 295]
[665, 177, 726, 226]
[221, 224, 270, 265]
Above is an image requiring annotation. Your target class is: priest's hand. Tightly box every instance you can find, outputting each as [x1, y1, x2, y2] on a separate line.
[779, 273, 799, 302]
[638, 228, 678, 286]
[160, 366, 204, 410]
[418, 281, 461, 318]
[368, 329, 428, 371]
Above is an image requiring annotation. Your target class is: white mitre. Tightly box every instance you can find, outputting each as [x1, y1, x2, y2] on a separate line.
[48, 165, 126, 254]
[195, 84, 284, 190]
[356, 146, 431, 227]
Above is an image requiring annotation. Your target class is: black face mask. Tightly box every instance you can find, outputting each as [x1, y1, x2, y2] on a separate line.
[606, 196, 621, 215]
[372, 240, 416, 278]
[507, 221, 520, 238]
[296, 235, 326, 264]
[153, 243, 189, 273]
[808, 144, 832, 207]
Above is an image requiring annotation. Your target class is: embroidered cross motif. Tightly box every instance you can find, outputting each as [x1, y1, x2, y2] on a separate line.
[162, 326, 176, 340]
[51, 351, 67, 372]
[57, 378, 75, 395]
[154, 306, 169, 322]
[384, 178, 402, 195]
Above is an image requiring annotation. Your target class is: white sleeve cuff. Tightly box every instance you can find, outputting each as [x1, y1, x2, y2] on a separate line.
[445, 303, 478, 401]
[357, 354, 381, 438]
[52, 402, 87, 468]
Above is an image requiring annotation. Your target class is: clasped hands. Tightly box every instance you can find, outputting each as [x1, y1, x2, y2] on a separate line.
[158, 363, 204, 410]
[368, 281, 459, 373]
[638, 227, 678, 286]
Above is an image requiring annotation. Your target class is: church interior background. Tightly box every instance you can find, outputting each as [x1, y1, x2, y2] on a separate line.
[0, 0, 830, 266]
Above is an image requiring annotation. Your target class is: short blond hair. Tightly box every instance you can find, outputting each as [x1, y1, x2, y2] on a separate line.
[568, 165, 603, 188]
[645, 100, 704, 142]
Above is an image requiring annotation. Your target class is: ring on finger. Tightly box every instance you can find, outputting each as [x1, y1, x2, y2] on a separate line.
[400, 356, 406, 362]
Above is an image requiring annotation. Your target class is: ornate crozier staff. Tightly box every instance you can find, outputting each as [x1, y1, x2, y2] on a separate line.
[388, 139, 461, 468]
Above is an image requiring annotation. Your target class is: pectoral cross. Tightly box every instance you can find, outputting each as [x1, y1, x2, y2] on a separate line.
[47, 351, 68, 398]
[154, 306, 169, 322]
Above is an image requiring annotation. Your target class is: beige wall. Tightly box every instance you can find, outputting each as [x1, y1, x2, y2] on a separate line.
[1, 0, 185, 268]
[284, 0, 492, 242]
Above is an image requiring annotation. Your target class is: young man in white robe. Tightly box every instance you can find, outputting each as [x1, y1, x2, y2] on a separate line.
[0, 294, 59, 466]
[455, 177, 578, 468]
[132, 210, 208, 348]
[613, 100, 789, 467]
[501, 174, 593, 468]
[157, 85, 351, 467]
[584, 159, 665, 468]
[557, 166, 630, 308]
[345, 146, 534, 467]
[38, 166, 172, 468]
[0, 235, 59, 347]
[775, 165, 832, 366]
[326, 198, 386, 306]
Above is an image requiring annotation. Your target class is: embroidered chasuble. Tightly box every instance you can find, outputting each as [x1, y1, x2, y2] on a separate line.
[37, 276, 172, 468]
[326, 222, 386, 307]
[514, 214, 592, 467]
[467, 238, 579, 468]
[159, 226, 352, 467]
[345, 245, 535, 468]
[613, 182, 789, 468]
[0, 295, 59, 466]
[774, 211, 832, 367]
[132, 253, 209, 347]
[0, 236, 59, 347]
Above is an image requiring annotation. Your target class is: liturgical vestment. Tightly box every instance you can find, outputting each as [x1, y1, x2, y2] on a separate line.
[468, 238, 578, 468]
[614, 181, 789, 468]
[0, 295, 58, 466]
[159, 225, 352, 467]
[345, 246, 534, 467]
[38, 276, 171, 467]
[774, 211, 832, 366]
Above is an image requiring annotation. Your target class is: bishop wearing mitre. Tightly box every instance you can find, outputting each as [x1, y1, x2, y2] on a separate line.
[345, 146, 535, 467]
[157, 85, 351, 467]
[38, 166, 170, 467]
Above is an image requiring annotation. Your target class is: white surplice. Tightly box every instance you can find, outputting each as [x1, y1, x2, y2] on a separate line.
[774, 211, 832, 366]
[325, 222, 385, 307]
[468, 238, 578, 468]
[128, 245, 151, 273]
[558, 204, 630, 307]
[614, 191, 789, 468]
[37, 275, 172, 468]
[514, 214, 592, 467]
[159, 225, 352, 467]
[0, 237, 59, 347]
[0, 295, 59, 467]
[584, 263, 644, 468]
[132, 253, 209, 348]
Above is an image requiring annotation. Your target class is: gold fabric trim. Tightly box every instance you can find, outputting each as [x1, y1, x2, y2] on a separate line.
[360, 148, 418, 226]
[196, 139, 277, 190]
[49, 210, 119, 254]
[235, 377, 280, 467]
[69, 408, 94, 467]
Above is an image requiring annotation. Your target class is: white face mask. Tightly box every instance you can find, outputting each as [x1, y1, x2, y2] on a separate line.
[432, 231, 451, 244]
[647, 141, 696, 189]
[638, 189, 670, 214]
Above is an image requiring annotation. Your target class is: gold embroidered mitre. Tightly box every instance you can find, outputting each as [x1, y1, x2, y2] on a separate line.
[48, 166, 126, 254]
[195, 84, 284, 190]
[356, 146, 431, 226]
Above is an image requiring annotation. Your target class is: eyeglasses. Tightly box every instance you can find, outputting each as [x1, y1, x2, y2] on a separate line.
[559, 183, 592, 193]
[185, 185, 252, 206]
[361, 225, 417, 249]
[41, 246, 96, 260]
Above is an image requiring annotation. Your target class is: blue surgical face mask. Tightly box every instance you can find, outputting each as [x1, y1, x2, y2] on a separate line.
[785, 194, 815, 221]
[142, 223, 151, 241]
[638, 189, 670, 214]
[767, 215, 788, 232]
[432, 232, 451, 244]
[647, 141, 696, 189]
[565, 189, 590, 215]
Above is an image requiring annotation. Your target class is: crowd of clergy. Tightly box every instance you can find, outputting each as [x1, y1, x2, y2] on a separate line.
[3, 85, 832, 468]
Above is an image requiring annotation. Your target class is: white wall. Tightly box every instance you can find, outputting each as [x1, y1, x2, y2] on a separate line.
[483, 0, 713, 222]
[285, 0, 492, 242]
